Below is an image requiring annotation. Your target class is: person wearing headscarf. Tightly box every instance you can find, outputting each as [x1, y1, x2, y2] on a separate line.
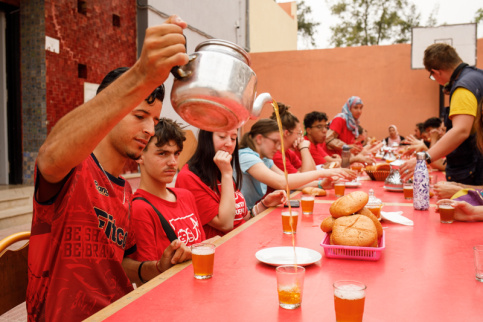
[325, 96, 364, 155]
[384, 125, 405, 147]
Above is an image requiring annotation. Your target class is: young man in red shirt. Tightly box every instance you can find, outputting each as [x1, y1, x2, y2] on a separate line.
[129, 118, 218, 264]
[27, 16, 190, 321]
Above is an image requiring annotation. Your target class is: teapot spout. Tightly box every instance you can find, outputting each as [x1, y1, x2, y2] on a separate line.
[251, 93, 273, 119]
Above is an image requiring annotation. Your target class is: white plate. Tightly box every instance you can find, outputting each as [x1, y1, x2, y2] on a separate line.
[255, 247, 322, 266]
[345, 181, 362, 188]
[383, 186, 403, 192]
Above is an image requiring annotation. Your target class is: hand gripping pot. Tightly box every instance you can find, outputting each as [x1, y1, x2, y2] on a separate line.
[170, 39, 273, 131]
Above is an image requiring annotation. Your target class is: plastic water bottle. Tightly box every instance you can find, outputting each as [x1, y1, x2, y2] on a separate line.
[413, 152, 429, 210]
[341, 145, 351, 169]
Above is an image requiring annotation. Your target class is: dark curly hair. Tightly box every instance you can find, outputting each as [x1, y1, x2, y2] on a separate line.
[303, 111, 328, 129]
[96, 67, 165, 104]
[146, 118, 186, 151]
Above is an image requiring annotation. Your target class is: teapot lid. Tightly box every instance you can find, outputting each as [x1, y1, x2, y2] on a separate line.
[195, 39, 251, 66]
[367, 189, 382, 207]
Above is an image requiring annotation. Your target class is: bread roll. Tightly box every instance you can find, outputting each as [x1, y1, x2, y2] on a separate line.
[311, 188, 326, 196]
[320, 216, 335, 233]
[301, 187, 326, 196]
[375, 163, 390, 171]
[331, 215, 377, 247]
[365, 165, 376, 172]
[329, 191, 369, 218]
[357, 207, 383, 238]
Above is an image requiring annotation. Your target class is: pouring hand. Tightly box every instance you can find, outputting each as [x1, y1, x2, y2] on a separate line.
[213, 150, 233, 176]
[134, 15, 189, 89]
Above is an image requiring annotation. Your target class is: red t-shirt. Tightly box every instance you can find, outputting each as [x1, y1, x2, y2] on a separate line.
[28, 154, 135, 321]
[327, 117, 356, 156]
[273, 149, 302, 174]
[129, 188, 206, 261]
[303, 135, 329, 165]
[175, 164, 247, 239]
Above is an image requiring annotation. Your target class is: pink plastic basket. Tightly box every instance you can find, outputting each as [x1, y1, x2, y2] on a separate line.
[320, 231, 385, 261]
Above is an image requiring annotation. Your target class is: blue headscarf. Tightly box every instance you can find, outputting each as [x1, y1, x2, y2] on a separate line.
[334, 96, 363, 137]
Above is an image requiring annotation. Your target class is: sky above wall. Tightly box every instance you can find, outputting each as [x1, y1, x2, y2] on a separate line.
[277, 0, 483, 49]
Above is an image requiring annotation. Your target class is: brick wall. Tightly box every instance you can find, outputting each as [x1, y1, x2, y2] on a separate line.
[45, 0, 137, 132]
[37, 0, 138, 178]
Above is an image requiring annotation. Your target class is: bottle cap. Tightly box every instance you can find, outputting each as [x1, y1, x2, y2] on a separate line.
[342, 145, 351, 151]
[416, 152, 425, 160]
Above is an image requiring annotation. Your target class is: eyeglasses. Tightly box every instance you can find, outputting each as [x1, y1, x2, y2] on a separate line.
[311, 125, 329, 130]
[429, 70, 435, 81]
[289, 130, 303, 137]
[263, 136, 281, 146]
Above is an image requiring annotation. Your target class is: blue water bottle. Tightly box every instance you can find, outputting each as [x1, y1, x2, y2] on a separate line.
[413, 152, 429, 210]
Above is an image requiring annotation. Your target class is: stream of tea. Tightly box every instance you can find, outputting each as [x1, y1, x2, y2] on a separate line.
[271, 101, 298, 267]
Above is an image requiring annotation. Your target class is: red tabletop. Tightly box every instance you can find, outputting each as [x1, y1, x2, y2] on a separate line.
[90, 171, 483, 322]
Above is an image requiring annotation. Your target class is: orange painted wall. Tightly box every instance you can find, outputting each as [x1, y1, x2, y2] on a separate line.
[244, 39, 483, 140]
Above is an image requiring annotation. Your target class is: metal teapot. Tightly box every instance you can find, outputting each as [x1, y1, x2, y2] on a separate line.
[170, 39, 273, 131]
[384, 159, 405, 190]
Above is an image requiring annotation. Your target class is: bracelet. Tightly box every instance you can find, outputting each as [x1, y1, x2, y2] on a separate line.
[261, 199, 268, 208]
[155, 260, 163, 274]
[249, 208, 255, 218]
[318, 179, 323, 189]
[299, 147, 309, 151]
[138, 261, 148, 284]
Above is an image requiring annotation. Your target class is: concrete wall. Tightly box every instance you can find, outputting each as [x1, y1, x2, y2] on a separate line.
[142, 0, 249, 134]
[249, 0, 297, 53]
[243, 39, 483, 140]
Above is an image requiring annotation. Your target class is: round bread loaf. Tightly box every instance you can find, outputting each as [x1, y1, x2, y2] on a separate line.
[357, 207, 383, 238]
[329, 191, 369, 218]
[331, 215, 377, 247]
[320, 216, 335, 233]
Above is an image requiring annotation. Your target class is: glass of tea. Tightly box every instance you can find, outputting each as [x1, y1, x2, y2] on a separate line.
[281, 211, 299, 234]
[333, 280, 366, 322]
[191, 243, 216, 279]
[334, 182, 346, 197]
[301, 194, 315, 215]
[276, 265, 305, 309]
[403, 182, 413, 200]
[438, 200, 455, 224]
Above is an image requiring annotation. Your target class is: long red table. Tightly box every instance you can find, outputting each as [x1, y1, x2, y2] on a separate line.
[88, 171, 483, 322]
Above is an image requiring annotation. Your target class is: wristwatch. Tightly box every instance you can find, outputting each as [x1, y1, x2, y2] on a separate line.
[423, 151, 432, 164]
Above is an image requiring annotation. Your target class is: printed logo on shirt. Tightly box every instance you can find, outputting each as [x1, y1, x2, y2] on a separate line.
[170, 214, 202, 245]
[234, 191, 247, 219]
[94, 180, 109, 197]
[62, 223, 123, 260]
[95, 207, 127, 249]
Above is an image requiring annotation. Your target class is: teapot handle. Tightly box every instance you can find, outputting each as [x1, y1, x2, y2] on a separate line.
[170, 34, 190, 80]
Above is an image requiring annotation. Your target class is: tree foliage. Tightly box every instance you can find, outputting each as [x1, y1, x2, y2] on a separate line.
[297, 0, 321, 47]
[328, 0, 421, 47]
[475, 8, 483, 25]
